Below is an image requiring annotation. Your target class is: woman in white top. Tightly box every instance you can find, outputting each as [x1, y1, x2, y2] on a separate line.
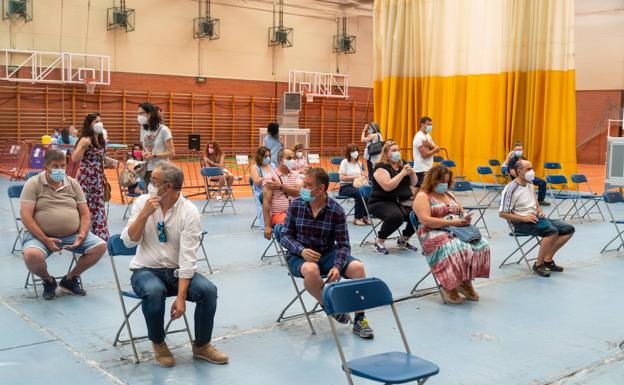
[137, 102, 175, 187]
[339, 144, 369, 225]
[361, 122, 383, 182]
[292, 143, 308, 174]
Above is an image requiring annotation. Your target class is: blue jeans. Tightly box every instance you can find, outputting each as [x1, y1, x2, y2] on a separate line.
[130, 268, 218, 345]
[339, 184, 366, 219]
[533, 176, 547, 201]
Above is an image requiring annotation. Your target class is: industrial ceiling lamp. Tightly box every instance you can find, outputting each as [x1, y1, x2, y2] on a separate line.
[107, 0, 135, 32]
[2, 0, 33, 22]
[333, 17, 356, 55]
[268, 0, 293, 48]
[194, 0, 220, 40]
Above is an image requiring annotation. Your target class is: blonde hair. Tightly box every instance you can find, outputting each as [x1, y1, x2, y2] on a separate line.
[377, 140, 399, 165]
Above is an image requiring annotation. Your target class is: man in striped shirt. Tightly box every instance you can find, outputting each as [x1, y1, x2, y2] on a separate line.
[499, 159, 574, 277]
[280, 168, 374, 339]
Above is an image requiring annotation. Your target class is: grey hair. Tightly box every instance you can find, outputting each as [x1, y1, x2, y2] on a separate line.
[44, 149, 66, 165]
[158, 162, 184, 191]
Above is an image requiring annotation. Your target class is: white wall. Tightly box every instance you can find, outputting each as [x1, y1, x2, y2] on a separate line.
[0, 0, 374, 86]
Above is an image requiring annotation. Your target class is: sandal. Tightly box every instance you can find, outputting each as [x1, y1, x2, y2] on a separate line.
[440, 287, 464, 304]
[353, 219, 367, 226]
[456, 282, 479, 301]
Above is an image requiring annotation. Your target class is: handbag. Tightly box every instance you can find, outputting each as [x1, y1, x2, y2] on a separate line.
[353, 175, 369, 189]
[367, 133, 384, 156]
[104, 181, 112, 202]
[443, 225, 482, 243]
[119, 167, 137, 188]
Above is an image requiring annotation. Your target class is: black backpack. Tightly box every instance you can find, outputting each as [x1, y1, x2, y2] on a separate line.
[367, 133, 384, 156]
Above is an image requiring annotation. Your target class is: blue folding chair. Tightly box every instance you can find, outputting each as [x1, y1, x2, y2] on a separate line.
[543, 162, 562, 179]
[499, 220, 540, 271]
[408, 212, 445, 302]
[441, 160, 464, 180]
[329, 172, 354, 217]
[257, 192, 285, 264]
[476, 166, 504, 207]
[433, 155, 444, 163]
[569, 174, 605, 222]
[200, 167, 236, 214]
[323, 278, 439, 385]
[357, 185, 400, 246]
[488, 159, 507, 183]
[451, 180, 491, 237]
[25, 171, 40, 180]
[107, 234, 193, 363]
[545, 175, 580, 221]
[8, 184, 24, 254]
[600, 191, 624, 254]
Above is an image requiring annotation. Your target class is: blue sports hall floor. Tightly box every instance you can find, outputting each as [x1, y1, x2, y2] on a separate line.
[0, 178, 623, 385]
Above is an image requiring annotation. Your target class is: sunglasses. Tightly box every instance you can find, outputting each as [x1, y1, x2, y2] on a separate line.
[156, 221, 167, 243]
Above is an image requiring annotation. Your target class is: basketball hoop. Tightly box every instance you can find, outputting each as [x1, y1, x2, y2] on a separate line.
[303, 90, 313, 103]
[84, 77, 96, 95]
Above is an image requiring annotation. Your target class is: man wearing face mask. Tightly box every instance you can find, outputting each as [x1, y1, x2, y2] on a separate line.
[280, 168, 374, 339]
[121, 163, 228, 367]
[262, 148, 302, 240]
[499, 160, 575, 277]
[503, 141, 550, 206]
[20, 150, 107, 300]
[412, 116, 440, 189]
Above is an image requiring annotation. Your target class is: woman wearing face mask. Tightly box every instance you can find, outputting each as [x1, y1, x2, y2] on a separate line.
[138, 102, 175, 187]
[203, 141, 235, 201]
[413, 165, 490, 304]
[250, 146, 275, 228]
[292, 143, 308, 174]
[126, 144, 145, 194]
[72, 112, 109, 241]
[338, 144, 369, 226]
[263, 122, 283, 166]
[361, 122, 383, 182]
[367, 141, 418, 255]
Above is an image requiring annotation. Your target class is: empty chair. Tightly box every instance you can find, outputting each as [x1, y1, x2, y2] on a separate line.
[476, 166, 504, 206]
[545, 174, 580, 220]
[600, 191, 624, 254]
[442, 159, 465, 179]
[451, 180, 491, 237]
[543, 162, 562, 177]
[8, 184, 24, 254]
[569, 173, 604, 222]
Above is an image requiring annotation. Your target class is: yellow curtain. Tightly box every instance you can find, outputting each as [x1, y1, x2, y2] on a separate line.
[373, 0, 576, 180]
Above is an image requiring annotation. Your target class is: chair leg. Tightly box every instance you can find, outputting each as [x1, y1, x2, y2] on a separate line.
[182, 313, 194, 344]
[199, 234, 213, 274]
[277, 275, 318, 334]
[499, 236, 539, 271]
[410, 270, 445, 303]
[250, 215, 258, 229]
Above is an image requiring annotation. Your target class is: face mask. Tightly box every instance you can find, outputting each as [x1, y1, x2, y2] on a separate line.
[300, 187, 317, 202]
[524, 169, 535, 182]
[390, 151, 401, 162]
[262, 156, 271, 166]
[296, 151, 304, 159]
[368, 128, 374, 134]
[434, 183, 448, 194]
[350, 151, 359, 159]
[425, 124, 433, 134]
[208, 148, 214, 155]
[93, 122, 104, 135]
[515, 151, 523, 158]
[284, 159, 295, 170]
[137, 115, 148, 126]
[133, 150, 143, 159]
[148, 183, 167, 201]
[50, 168, 66, 182]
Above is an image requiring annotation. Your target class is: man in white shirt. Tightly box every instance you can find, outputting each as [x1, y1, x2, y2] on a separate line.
[121, 163, 228, 368]
[499, 160, 575, 277]
[412, 116, 440, 188]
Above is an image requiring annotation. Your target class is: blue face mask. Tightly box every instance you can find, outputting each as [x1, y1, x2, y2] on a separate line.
[390, 151, 401, 162]
[425, 124, 433, 133]
[300, 187, 317, 202]
[515, 151, 523, 158]
[263, 156, 271, 166]
[435, 183, 448, 194]
[50, 168, 66, 182]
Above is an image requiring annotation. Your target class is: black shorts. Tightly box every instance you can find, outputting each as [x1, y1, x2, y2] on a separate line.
[513, 218, 575, 237]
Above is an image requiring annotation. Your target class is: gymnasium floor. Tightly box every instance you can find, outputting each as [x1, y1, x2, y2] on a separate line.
[1, 168, 623, 385]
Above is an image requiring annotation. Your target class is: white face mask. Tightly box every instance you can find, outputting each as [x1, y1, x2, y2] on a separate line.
[284, 159, 295, 171]
[524, 169, 535, 182]
[138, 115, 148, 126]
[93, 122, 104, 135]
[147, 183, 166, 201]
[350, 151, 359, 159]
[296, 151, 304, 159]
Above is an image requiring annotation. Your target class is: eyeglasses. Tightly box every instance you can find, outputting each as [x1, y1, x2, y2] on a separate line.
[156, 221, 167, 243]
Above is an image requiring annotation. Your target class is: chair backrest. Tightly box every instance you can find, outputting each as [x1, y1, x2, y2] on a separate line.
[330, 157, 342, 166]
[452, 180, 473, 192]
[477, 166, 492, 175]
[328, 172, 340, 184]
[442, 160, 456, 168]
[7, 184, 24, 199]
[544, 162, 562, 170]
[201, 167, 224, 177]
[107, 234, 137, 257]
[488, 159, 501, 167]
[570, 173, 588, 184]
[322, 277, 393, 315]
[546, 174, 568, 186]
[433, 155, 444, 163]
[409, 211, 418, 228]
[273, 223, 284, 243]
[603, 191, 624, 204]
[358, 184, 372, 199]
[25, 171, 40, 180]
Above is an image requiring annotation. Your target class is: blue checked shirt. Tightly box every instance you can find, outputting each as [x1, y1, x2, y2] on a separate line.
[280, 197, 351, 270]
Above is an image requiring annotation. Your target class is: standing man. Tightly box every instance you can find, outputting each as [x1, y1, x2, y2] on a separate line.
[412, 116, 440, 189]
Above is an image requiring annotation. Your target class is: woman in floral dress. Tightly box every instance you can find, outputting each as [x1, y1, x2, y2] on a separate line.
[413, 165, 490, 304]
[72, 112, 109, 241]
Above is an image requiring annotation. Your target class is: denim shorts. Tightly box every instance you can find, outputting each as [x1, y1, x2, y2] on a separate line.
[287, 249, 358, 278]
[22, 231, 106, 257]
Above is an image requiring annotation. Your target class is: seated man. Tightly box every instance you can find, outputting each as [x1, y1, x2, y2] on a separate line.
[503, 141, 550, 206]
[280, 168, 373, 339]
[20, 149, 106, 300]
[121, 163, 228, 368]
[262, 148, 302, 240]
[499, 160, 575, 277]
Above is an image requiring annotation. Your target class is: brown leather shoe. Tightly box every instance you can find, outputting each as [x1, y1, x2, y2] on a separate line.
[152, 342, 175, 367]
[457, 282, 480, 301]
[192, 343, 229, 364]
[440, 287, 464, 304]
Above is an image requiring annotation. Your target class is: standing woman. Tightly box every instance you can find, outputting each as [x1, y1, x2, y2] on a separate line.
[138, 102, 175, 187]
[263, 122, 283, 166]
[338, 144, 369, 225]
[72, 113, 109, 241]
[361, 122, 383, 182]
[250, 146, 275, 228]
